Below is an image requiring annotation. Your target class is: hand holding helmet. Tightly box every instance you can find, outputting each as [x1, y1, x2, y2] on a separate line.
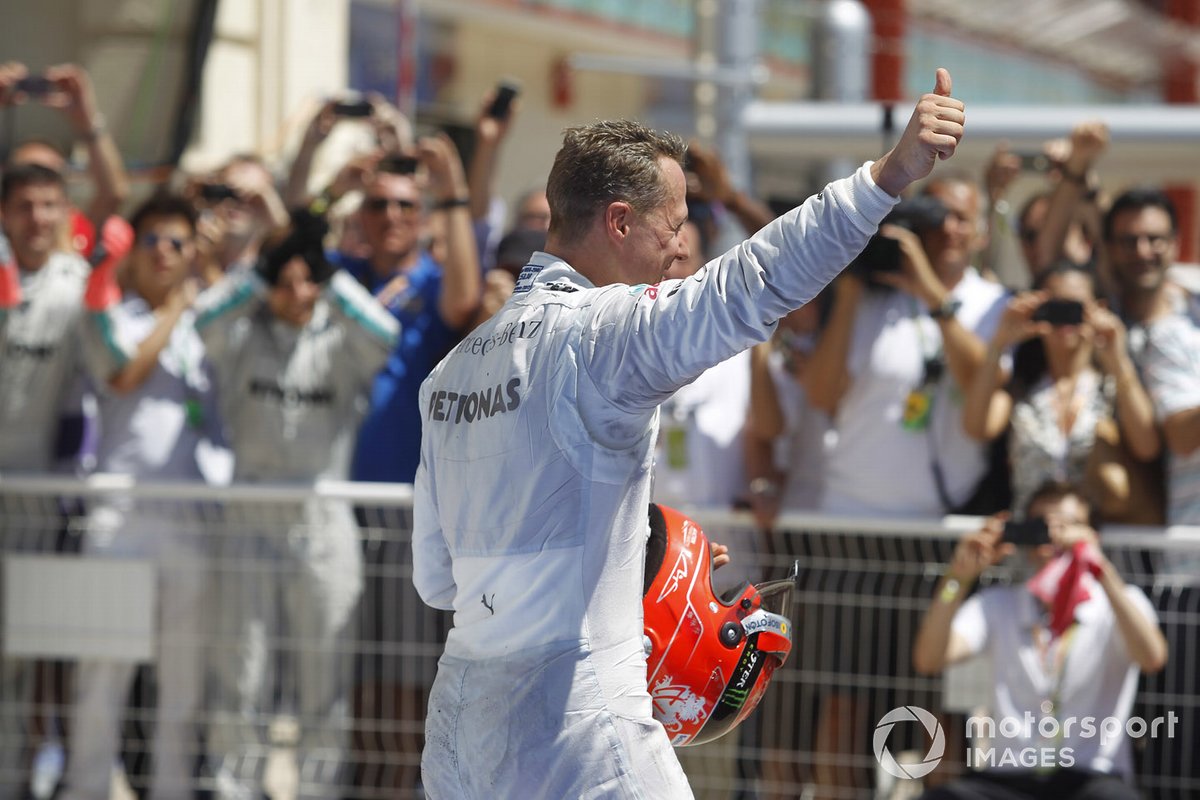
[642, 504, 796, 747]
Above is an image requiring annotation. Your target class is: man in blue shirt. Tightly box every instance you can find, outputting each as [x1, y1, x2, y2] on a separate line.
[331, 135, 481, 483]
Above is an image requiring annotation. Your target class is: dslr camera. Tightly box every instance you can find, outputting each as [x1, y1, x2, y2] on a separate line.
[849, 195, 948, 286]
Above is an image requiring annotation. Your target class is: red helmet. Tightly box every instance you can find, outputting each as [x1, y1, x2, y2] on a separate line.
[642, 504, 796, 747]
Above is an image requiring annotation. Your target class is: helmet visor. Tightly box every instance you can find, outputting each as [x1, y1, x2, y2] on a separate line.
[755, 575, 796, 619]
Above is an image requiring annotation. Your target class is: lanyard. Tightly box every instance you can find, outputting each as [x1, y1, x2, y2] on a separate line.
[1032, 619, 1078, 773]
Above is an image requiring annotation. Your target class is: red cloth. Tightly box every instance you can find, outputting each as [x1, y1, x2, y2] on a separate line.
[83, 216, 134, 311]
[1026, 540, 1105, 638]
[0, 261, 19, 309]
[69, 209, 96, 259]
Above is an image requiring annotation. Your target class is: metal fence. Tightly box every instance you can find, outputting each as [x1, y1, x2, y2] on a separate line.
[0, 477, 1195, 800]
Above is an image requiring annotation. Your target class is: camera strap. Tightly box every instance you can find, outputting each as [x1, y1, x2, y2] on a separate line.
[901, 301, 944, 432]
[904, 299, 957, 511]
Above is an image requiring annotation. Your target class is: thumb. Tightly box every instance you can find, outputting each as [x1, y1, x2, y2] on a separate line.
[933, 67, 952, 97]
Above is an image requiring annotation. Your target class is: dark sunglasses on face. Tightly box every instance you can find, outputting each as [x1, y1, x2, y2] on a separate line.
[363, 197, 418, 213]
[139, 233, 188, 253]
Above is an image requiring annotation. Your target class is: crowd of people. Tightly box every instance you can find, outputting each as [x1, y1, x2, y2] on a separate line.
[0, 58, 1195, 800]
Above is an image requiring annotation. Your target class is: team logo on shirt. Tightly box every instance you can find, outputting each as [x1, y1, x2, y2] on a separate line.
[5, 339, 57, 361]
[428, 378, 521, 423]
[452, 319, 543, 357]
[627, 283, 662, 300]
[248, 378, 334, 406]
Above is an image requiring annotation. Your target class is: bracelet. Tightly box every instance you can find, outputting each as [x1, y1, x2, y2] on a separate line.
[938, 577, 963, 604]
[308, 189, 335, 216]
[434, 196, 469, 211]
[81, 115, 107, 143]
[1061, 166, 1088, 186]
[748, 477, 780, 499]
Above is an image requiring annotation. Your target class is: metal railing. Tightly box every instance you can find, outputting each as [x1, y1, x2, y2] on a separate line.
[0, 476, 1195, 800]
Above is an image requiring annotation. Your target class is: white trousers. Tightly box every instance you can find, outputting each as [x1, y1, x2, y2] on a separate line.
[207, 498, 363, 800]
[62, 501, 208, 800]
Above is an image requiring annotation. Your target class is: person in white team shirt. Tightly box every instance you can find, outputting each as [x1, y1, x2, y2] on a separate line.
[805, 173, 1010, 518]
[412, 69, 966, 799]
[193, 209, 398, 800]
[62, 193, 221, 800]
[0, 163, 125, 797]
[913, 481, 1167, 800]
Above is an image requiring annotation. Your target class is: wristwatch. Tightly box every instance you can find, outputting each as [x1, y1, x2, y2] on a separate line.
[929, 297, 962, 321]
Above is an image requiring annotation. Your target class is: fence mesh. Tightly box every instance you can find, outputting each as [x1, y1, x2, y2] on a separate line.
[0, 478, 1194, 800]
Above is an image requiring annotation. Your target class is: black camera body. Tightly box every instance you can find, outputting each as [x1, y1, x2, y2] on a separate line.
[1003, 517, 1051, 547]
[849, 195, 947, 284]
[377, 153, 420, 176]
[201, 183, 239, 202]
[333, 98, 373, 118]
[15, 75, 54, 97]
[1032, 298, 1084, 327]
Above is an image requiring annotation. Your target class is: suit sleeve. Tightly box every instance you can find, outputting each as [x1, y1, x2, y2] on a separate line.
[412, 450, 457, 611]
[323, 270, 400, 388]
[193, 271, 268, 367]
[581, 162, 896, 414]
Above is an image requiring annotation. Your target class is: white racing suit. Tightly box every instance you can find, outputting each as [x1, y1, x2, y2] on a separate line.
[413, 164, 896, 799]
[0, 250, 90, 793]
[193, 270, 397, 800]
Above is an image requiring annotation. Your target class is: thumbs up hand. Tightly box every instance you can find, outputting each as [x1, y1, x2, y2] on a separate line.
[871, 68, 965, 197]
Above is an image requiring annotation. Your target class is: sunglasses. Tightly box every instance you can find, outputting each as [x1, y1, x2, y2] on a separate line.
[363, 197, 418, 213]
[1110, 233, 1173, 252]
[139, 233, 188, 253]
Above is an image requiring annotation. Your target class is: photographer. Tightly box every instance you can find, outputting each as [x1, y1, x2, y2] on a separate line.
[912, 480, 1167, 800]
[0, 61, 130, 252]
[961, 262, 1160, 523]
[799, 177, 1007, 796]
[189, 154, 290, 278]
[804, 176, 1008, 517]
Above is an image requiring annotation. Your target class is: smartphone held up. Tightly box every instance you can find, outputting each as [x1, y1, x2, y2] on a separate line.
[486, 80, 520, 120]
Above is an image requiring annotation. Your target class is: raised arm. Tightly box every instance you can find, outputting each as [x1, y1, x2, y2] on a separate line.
[586, 68, 965, 412]
[913, 515, 1012, 675]
[802, 276, 860, 416]
[1029, 122, 1108, 275]
[421, 133, 482, 331]
[687, 140, 775, 236]
[44, 64, 130, 227]
[962, 292, 1043, 441]
[870, 69, 964, 198]
[107, 284, 198, 395]
[284, 99, 340, 208]
[466, 88, 517, 224]
[1054, 522, 1167, 673]
[744, 344, 786, 529]
[324, 270, 400, 386]
[1089, 304, 1160, 461]
[875, 223, 989, 392]
[193, 269, 268, 364]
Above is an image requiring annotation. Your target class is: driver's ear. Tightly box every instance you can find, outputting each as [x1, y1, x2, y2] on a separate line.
[605, 202, 632, 243]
